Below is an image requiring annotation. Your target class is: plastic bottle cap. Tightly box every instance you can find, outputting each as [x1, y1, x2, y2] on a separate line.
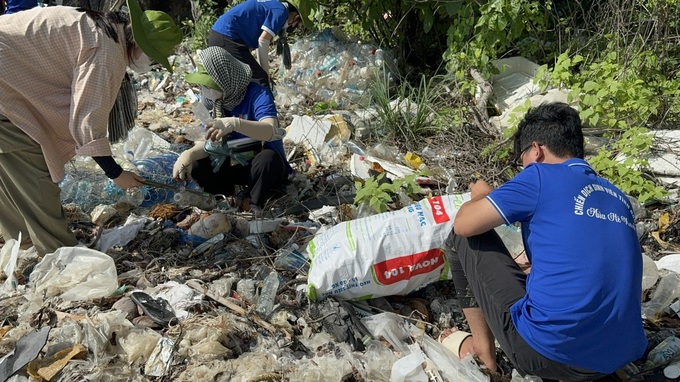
[665, 364, 680, 379]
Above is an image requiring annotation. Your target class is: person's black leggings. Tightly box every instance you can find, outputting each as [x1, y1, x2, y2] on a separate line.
[191, 149, 286, 206]
[208, 30, 270, 88]
[446, 231, 605, 381]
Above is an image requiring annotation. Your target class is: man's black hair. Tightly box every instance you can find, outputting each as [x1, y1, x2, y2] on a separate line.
[513, 102, 584, 162]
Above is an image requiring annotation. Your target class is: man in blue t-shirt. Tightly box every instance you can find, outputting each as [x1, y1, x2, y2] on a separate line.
[208, 0, 302, 88]
[445, 102, 646, 380]
[174, 46, 292, 214]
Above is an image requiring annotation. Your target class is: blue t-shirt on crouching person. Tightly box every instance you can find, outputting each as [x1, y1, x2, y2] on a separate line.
[487, 158, 646, 373]
[212, 0, 289, 48]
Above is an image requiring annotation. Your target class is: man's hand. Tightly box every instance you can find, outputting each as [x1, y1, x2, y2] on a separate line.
[205, 117, 241, 141]
[113, 170, 144, 189]
[454, 178, 503, 236]
[173, 151, 195, 181]
[469, 179, 493, 199]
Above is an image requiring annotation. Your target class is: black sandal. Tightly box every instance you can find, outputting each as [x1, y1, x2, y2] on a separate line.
[129, 291, 177, 326]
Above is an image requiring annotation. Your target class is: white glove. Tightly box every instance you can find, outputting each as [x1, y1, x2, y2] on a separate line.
[257, 35, 271, 74]
[205, 117, 241, 141]
[173, 151, 195, 181]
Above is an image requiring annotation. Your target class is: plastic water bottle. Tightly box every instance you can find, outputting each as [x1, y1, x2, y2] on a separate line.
[132, 153, 200, 207]
[184, 89, 212, 141]
[641, 272, 680, 320]
[256, 270, 280, 318]
[645, 336, 680, 369]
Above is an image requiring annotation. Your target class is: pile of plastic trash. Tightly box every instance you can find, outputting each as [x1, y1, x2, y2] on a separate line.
[2, 31, 680, 382]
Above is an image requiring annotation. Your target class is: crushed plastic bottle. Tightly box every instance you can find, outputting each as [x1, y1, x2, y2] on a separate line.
[173, 190, 217, 211]
[256, 270, 280, 318]
[274, 244, 310, 273]
[614, 362, 644, 382]
[494, 224, 525, 258]
[641, 272, 680, 320]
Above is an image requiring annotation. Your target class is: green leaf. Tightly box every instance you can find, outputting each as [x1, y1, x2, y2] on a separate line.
[589, 113, 600, 126]
[422, 8, 434, 33]
[583, 81, 599, 92]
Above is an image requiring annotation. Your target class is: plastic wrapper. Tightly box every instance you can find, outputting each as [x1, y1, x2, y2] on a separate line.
[28, 247, 118, 301]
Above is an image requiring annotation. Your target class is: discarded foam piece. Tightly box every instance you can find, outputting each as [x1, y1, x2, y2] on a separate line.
[283, 115, 332, 165]
[488, 56, 541, 114]
[647, 130, 680, 177]
[489, 88, 569, 132]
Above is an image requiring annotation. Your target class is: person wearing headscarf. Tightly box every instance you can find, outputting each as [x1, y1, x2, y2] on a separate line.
[208, 0, 303, 88]
[0, 0, 183, 255]
[174, 46, 292, 214]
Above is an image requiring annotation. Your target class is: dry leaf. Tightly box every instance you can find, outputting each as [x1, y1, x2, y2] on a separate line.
[659, 212, 670, 233]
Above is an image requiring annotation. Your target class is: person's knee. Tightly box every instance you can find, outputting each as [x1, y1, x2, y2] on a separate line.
[452, 232, 473, 253]
[251, 150, 283, 172]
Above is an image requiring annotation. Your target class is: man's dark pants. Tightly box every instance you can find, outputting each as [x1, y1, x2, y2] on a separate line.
[447, 230, 604, 381]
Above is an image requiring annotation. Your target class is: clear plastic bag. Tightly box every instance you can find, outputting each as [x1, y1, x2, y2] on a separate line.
[29, 247, 118, 301]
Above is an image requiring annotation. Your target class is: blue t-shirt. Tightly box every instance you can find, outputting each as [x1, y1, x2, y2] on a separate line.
[4, 0, 37, 14]
[487, 158, 646, 373]
[212, 0, 289, 48]
[223, 82, 292, 174]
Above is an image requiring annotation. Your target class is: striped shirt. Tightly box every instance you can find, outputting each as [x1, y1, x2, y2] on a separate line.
[0, 6, 128, 182]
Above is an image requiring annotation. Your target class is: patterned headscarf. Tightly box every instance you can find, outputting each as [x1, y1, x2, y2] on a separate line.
[198, 46, 252, 111]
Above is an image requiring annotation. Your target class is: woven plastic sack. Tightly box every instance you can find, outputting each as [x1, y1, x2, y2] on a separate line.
[307, 193, 470, 301]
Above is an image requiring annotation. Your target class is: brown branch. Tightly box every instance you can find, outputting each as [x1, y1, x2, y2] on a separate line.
[186, 279, 277, 334]
[468, 68, 498, 137]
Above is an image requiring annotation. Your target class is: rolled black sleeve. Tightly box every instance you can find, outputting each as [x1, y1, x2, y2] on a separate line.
[93, 156, 123, 179]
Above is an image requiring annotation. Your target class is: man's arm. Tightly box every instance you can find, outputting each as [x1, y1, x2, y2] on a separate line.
[453, 180, 505, 237]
